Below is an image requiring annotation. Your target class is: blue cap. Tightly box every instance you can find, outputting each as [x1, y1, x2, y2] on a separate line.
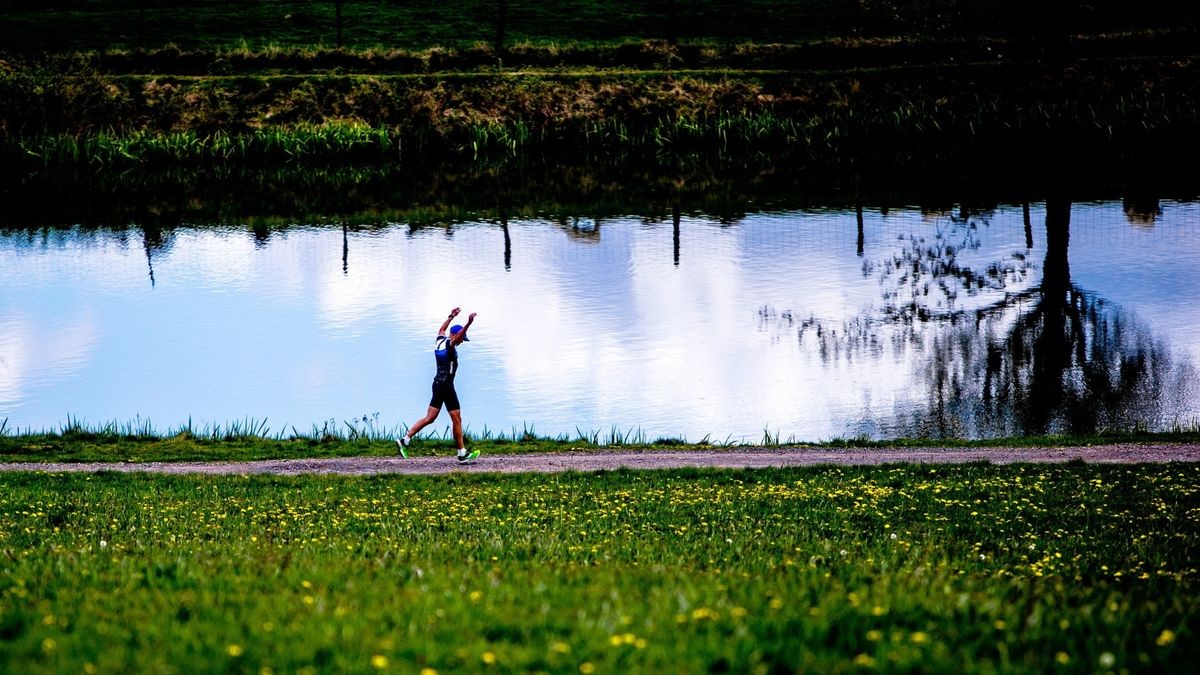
[450, 325, 469, 341]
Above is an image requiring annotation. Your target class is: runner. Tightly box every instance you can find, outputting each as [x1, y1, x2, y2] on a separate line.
[397, 307, 480, 463]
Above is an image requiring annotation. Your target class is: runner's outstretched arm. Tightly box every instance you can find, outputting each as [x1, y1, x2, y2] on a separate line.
[450, 312, 476, 346]
[439, 307, 460, 336]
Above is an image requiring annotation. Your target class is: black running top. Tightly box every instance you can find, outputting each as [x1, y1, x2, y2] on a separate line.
[433, 335, 458, 383]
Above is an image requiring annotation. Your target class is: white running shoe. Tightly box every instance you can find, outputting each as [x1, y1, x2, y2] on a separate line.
[396, 436, 410, 458]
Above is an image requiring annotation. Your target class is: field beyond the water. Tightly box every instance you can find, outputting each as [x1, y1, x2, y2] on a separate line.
[2, 5, 1198, 210]
[1, 463, 1196, 673]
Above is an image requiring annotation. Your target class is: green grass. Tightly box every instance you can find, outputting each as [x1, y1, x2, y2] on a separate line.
[0, 464, 1196, 673]
[0, 415, 1197, 464]
[8, 0, 1193, 54]
[4, 0, 1199, 54]
[0, 0, 832, 53]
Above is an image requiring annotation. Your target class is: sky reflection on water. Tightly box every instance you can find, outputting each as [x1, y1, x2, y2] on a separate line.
[1, 199, 1198, 441]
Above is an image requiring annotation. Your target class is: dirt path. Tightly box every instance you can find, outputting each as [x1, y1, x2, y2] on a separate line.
[1, 444, 1197, 476]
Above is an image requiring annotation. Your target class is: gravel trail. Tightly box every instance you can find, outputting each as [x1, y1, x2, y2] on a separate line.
[1, 444, 1196, 476]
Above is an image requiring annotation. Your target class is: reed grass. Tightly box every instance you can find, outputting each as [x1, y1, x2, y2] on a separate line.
[15, 124, 399, 169]
[7, 98, 1195, 173]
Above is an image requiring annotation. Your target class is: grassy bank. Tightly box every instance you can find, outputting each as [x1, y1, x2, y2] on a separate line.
[1, 464, 1196, 673]
[4, 52, 1199, 179]
[3, 6, 1198, 184]
[10, 29, 1200, 76]
[1, 417, 1198, 463]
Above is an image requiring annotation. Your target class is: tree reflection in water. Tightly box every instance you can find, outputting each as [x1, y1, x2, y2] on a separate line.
[947, 197, 1195, 438]
[765, 199, 1196, 438]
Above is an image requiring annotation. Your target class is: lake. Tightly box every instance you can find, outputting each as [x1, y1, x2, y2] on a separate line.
[2, 196, 1198, 443]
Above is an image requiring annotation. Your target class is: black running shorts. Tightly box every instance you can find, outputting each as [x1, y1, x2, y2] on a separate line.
[429, 379, 460, 411]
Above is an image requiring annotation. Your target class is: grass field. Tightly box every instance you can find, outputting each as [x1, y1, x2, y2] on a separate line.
[4, 54, 1198, 184]
[0, 463, 1196, 673]
[2, 6, 1197, 183]
[3, 0, 836, 52]
[3, 6, 1197, 673]
[6, 0, 1194, 53]
[2, 418, 1200, 463]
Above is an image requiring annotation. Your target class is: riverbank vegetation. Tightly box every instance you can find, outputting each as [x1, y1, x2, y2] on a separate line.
[1, 416, 1197, 463]
[1, 464, 1196, 672]
[5, 43, 1198, 169]
[0, 63, 1195, 219]
[2, 1, 1200, 194]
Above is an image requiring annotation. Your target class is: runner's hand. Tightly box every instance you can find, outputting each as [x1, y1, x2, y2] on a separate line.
[468, 312, 477, 321]
[449, 307, 460, 317]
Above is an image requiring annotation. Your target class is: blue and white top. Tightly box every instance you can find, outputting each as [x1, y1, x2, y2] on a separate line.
[433, 335, 458, 383]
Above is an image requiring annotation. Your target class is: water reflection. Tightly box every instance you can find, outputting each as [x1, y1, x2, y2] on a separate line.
[1124, 200, 1163, 229]
[745, 198, 1199, 439]
[903, 198, 1190, 437]
[1, 199, 1197, 441]
[762, 198, 1198, 437]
